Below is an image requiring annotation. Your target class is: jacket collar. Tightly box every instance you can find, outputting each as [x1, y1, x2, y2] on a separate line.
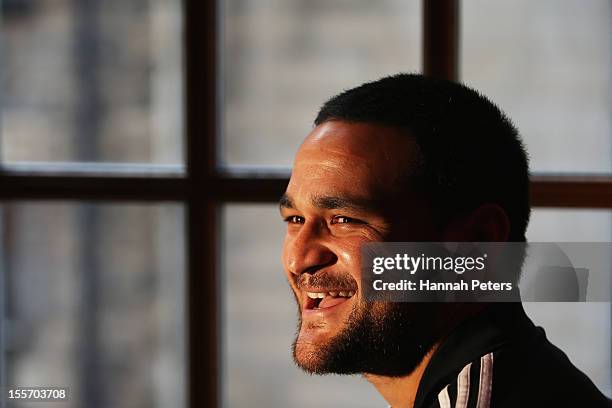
[414, 303, 538, 408]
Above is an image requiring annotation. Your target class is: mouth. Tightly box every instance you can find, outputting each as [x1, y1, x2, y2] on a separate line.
[303, 289, 356, 311]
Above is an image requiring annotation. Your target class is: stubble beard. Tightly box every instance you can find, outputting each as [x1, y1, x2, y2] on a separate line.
[292, 299, 442, 377]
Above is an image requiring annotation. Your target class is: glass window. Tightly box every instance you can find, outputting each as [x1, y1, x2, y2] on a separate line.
[462, 0, 612, 174]
[222, 0, 422, 167]
[0, 0, 184, 164]
[525, 208, 611, 396]
[527, 208, 611, 242]
[0, 202, 186, 408]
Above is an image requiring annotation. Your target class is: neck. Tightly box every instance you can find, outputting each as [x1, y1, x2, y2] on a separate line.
[363, 345, 438, 408]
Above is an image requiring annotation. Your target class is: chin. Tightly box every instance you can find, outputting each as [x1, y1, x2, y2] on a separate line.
[291, 321, 335, 374]
[292, 340, 328, 374]
[291, 313, 364, 375]
[291, 301, 442, 377]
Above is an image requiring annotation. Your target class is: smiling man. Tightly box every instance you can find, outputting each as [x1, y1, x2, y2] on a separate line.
[279, 74, 609, 407]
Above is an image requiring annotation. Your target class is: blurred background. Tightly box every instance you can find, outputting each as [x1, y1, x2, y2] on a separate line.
[0, 0, 610, 407]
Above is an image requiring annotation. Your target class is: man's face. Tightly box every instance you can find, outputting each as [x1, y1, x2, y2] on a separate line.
[280, 121, 443, 375]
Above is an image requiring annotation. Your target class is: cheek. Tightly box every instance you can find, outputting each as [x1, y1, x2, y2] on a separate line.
[281, 235, 299, 289]
[334, 238, 366, 280]
[281, 231, 295, 271]
[280, 236, 289, 270]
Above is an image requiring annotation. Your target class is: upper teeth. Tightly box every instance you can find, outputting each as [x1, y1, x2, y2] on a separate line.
[306, 291, 355, 299]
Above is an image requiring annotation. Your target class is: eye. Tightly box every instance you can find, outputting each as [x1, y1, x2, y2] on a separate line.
[331, 215, 362, 225]
[284, 215, 305, 224]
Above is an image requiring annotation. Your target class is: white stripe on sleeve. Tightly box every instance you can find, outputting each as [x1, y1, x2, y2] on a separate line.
[455, 362, 472, 408]
[476, 352, 494, 408]
[438, 384, 451, 408]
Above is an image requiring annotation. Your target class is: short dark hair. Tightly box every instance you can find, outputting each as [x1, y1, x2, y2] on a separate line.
[315, 73, 530, 241]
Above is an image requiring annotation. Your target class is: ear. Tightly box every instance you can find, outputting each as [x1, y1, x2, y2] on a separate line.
[442, 204, 510, 242]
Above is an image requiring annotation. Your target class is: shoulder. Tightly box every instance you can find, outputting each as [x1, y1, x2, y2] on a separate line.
[431, 329, 610, 408]
[488, 326, 610, 407]
[419, 305, 610, 408]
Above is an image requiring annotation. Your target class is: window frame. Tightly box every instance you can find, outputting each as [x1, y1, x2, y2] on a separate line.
[0, 1, 610, 407]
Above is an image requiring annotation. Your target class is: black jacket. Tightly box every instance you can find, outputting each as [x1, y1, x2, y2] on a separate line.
[414, 303, 610, 408]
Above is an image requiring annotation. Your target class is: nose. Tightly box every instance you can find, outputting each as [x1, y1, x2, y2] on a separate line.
[283, 220, 337, 276]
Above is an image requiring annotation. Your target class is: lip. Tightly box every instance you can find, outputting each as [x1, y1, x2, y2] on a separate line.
[300, 289, 357, 317]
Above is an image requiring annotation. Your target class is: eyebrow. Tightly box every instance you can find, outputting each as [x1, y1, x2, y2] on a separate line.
[279, 193, 380, 213]
[279, 193, 294, 209]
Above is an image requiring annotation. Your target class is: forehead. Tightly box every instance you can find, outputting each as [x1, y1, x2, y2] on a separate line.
[287, 121, 419, 202]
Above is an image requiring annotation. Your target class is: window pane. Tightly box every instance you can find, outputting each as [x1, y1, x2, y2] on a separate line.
[0, 0, 183, 164]
[527, 208, 612, 242]
[222, 1, 422, 167]
[525, 208, 611, 397]
[462, 0, 611, 174]
[0, 203, 186, 408]
[222, 204, 385, 407]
